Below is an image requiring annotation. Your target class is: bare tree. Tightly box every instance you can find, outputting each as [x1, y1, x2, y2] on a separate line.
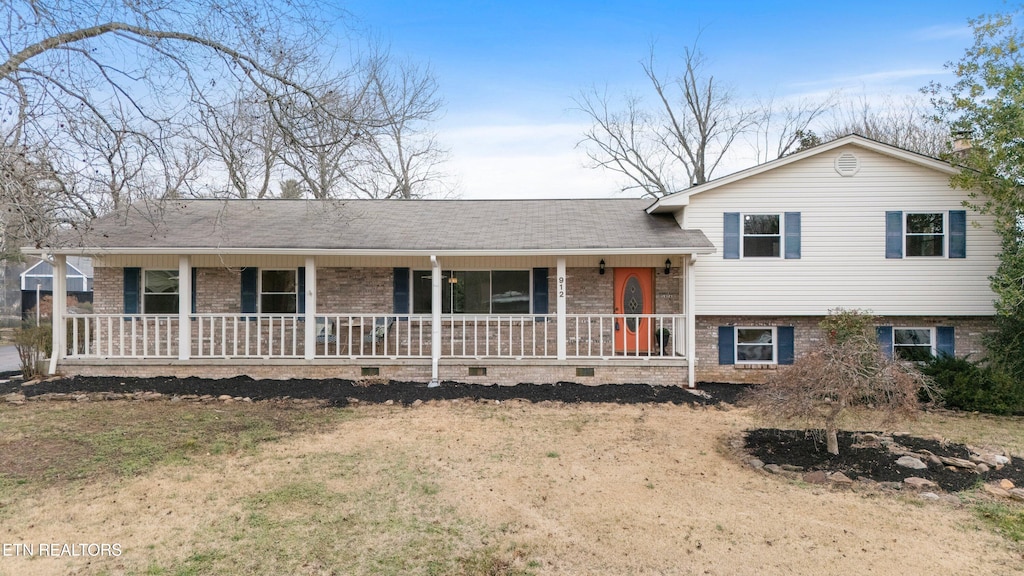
[0, 0, 346, 249]
[742, 309, 932, 455]
[820, 93, 950, 157]
[275, 81, 373, 199]
[198, 91, 282, 199]
[576, 87, 676, 197]
[342, 56, 449, 199]
[749, 92, 837, 163]
[576, 44, 758, 196]
[274, 49, 449, 200]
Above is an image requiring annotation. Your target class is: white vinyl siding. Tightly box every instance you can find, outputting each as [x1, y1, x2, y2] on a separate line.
[684, 144, 999, 316]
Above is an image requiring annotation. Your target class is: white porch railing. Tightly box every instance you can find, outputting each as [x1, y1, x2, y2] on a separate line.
[315, 314, 433, 358]
[566, 314, 686, 359]
[192, 314, 303, 358]
[62, 313, 686, 361]
[67, 314, 180, 358]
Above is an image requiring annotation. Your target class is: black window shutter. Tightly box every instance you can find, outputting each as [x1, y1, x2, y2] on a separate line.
[723, 213, 740, 259]
[936, 326, 955, 357]
[191, 267, 197, 314]
[949, 210, 967, 259]
[123, 267, 141, 314]
[296, 267, 305, 314]
[777, 326, 795, 365]
[241, 268, 258, 314]
[885, 211, 903, 259]
[784, 212, 801, 259]
[876, 326, 893, 359]
[718, 326, 735, 365]
[533, 268, 549, 314]
[393, 268, 410, 315]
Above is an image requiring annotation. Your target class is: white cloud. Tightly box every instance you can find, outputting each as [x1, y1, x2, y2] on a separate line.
[441, 122, 625, 199]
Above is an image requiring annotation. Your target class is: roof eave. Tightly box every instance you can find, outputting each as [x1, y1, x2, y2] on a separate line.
[27, 246, 717, 257]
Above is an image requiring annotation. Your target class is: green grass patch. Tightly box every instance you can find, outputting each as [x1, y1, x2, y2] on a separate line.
[974, 502, 1024, 542]
[0, 402, 351, 498]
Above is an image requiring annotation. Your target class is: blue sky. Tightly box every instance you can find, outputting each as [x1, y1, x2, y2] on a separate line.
[341, 0, 1008, 198]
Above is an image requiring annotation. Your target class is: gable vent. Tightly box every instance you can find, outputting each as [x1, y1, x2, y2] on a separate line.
[834, 152, 860, 176]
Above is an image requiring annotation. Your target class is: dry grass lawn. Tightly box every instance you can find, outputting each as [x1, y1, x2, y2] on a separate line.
[1, 399, 1023, 575]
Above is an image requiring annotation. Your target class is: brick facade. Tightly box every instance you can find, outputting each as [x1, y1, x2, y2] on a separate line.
[695, 315, 996, 384]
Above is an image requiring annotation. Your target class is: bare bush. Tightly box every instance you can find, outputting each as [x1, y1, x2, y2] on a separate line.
[742, 309, 933, 455]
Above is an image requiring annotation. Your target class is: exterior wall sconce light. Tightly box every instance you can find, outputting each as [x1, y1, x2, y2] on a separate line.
[599, 259, 606, 275]
[664, 258, 672, 275]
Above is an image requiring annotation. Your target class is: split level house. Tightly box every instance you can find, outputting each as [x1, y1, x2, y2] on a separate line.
[28, 135, 1001, 387]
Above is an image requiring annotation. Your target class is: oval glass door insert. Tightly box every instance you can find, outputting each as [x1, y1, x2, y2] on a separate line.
[623, 276, 643, 331]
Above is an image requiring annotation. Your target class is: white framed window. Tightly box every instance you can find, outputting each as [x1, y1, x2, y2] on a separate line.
[742, 214, 781, 258]
[735, 327, 776, 363]
[905, 212, 945, 257]
[893, 328, 934, 362]
[143, 270, 179, 314]
[411, 270, 531, 314]
[260, 269, 297, 313]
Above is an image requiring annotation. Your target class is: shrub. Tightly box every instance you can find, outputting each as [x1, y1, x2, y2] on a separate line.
[13, 322, 52, 379]
[921, 354, 1024, 416]
[743, 308, 932, 455]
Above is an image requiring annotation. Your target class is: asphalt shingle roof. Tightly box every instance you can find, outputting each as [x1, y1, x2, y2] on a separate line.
[63, 199, 714, 254]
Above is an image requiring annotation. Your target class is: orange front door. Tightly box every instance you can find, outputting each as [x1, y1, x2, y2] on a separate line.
[613, 268, 653, 353]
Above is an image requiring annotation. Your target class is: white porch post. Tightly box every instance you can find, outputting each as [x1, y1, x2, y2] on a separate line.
[429, 256, 441, 387]
[556, 257, 566, 360]
[47, 254, 67, 375]
[304, 257, 316, 360]
[686, 254, 697, 388]
[178, 255, 191, 360]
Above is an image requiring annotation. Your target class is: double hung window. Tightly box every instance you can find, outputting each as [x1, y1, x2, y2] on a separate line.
[893, 328, 933, 362]
[905, 213, 944, 257]
[260, 269, 297, 313]
[742, 214, 781, 257]
[735, 327, 775, 363]
[143, 270, 179, 314]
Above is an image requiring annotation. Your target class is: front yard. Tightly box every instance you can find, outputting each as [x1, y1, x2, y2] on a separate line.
[1, 396, 1023, 575]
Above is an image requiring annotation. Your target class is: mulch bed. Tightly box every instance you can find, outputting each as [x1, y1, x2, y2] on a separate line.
[2, 374, 1019, 493]
[0, 375, 748, 407]
[744, 428, 1024, 493]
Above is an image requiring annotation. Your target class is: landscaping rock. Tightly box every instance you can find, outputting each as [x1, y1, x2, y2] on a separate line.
[780, 464, 803, 472]
[896, 456, 928, 470]
[803, 471, 828, 484]
[747, 458, 764, 470]
[828, 472, 853, 485]
[920, 492, 940, 501]
[999, 479, 1015, 490]
[982, 484, 1010, 498]
[976, 463, 990, 474]
[938, 456, 976, 470]
[1009, 488, 1024, 501]
[3, 392, 26, 403]
[904, 477, 937, 490]
[763, 464, 783, 474]
[972, 453, 1010, 468]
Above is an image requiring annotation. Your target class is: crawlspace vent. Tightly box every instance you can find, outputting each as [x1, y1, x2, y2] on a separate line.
[834, 152, 860, 177]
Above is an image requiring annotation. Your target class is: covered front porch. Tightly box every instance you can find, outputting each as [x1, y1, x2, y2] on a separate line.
[47, 254, 701, 386]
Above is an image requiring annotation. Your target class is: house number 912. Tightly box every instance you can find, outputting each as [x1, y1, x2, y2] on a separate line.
[558, 276, 565, 298]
